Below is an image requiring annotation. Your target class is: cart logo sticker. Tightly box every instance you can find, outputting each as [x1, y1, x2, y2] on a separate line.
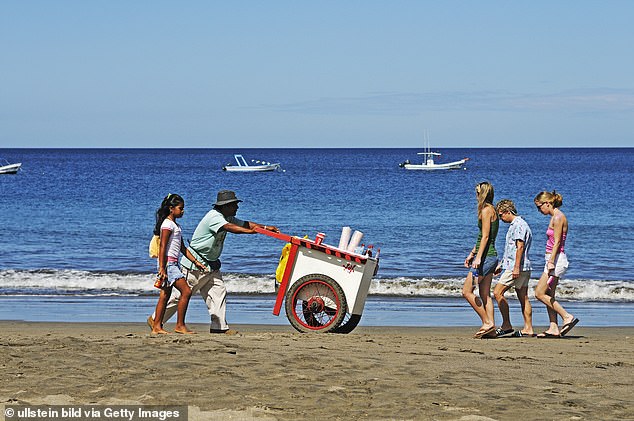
[343, 263, 357, 273]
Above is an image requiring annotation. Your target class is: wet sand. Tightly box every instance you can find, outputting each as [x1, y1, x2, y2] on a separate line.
[1, 321, 632, 420]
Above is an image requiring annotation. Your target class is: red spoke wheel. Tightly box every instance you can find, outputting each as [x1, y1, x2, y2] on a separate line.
[285, 274, 347, 333]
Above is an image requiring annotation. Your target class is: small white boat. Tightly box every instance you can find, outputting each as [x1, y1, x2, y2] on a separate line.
[0, 160, 22, 175]
[222, 154, 281, 172]
[399, 135, 469, 170]
[399, 151, 469, 171]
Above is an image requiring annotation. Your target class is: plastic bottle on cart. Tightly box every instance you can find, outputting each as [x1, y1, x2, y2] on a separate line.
[354, 243, 365, 254]
[365, 245, 373, 257]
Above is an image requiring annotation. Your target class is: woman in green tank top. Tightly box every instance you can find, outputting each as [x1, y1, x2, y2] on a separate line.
[462, 181, 499, 339]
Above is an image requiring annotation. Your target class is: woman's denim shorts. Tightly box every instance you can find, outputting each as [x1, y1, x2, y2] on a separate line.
[472, 256, 498, 278]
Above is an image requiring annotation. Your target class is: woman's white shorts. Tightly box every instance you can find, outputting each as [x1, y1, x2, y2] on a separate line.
[544, 253, 569, 278]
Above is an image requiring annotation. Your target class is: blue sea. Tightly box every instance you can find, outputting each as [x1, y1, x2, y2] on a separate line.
[1, 148, 633, 327]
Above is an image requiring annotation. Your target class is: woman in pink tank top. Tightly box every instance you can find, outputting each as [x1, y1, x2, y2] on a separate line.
[545, 226, 566, 254]
[533, 190, 579, 338]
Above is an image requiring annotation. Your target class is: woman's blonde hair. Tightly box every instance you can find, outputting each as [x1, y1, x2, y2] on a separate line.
[534, 190, 563, 208]
[475, 181, 494, 218]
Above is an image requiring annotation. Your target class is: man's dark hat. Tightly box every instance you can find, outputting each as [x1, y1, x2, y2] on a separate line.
[214, 190, 243, 206]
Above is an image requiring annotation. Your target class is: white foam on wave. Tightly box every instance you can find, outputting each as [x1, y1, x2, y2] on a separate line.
[0, 269, 278, 295]
[370, 277, 465, 297]
[372, 277, 634, 302]
[1, 269, 152, 294]
[1, 270, 634, 302]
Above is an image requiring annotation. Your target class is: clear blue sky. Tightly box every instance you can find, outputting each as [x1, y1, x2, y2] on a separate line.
[2, 1, 633, 148]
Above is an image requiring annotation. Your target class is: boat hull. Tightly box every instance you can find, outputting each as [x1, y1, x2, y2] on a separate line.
[402, 159, 468, 171]
[0, 163, 21, 174]
[223, 164, 280, 172]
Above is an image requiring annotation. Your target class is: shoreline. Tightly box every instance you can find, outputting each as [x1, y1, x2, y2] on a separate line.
[1, 321, 632, 420]
[2, 295, 633, 327]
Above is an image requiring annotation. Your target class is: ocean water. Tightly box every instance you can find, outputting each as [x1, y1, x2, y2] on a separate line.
[1, 148, 633, 326]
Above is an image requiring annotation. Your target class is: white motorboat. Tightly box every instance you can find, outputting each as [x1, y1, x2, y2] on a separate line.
[0, 160, 22, 175]
[399, 138, 469, 170]
[222, 154, 281, 172]
[399, 152, 469, 170]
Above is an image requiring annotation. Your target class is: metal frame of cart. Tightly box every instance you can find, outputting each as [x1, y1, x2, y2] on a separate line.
[256, 227, 379, 333]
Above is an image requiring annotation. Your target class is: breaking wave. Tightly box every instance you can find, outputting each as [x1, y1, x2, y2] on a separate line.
[1, 269, 634, 302]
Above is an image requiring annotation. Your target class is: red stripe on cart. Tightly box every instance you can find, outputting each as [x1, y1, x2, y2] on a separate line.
[255, 227, 367, 263]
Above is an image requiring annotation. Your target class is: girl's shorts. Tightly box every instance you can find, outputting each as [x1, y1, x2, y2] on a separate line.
[163, 261, 186, 287]
[544, 253, 569, 278]
[473, 257, 499, 278]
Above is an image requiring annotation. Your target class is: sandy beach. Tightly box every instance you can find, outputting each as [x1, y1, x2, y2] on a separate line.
[1, 321, 632, 421]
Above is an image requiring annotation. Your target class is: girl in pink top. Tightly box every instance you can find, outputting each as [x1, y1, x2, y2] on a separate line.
[152, 193, 206, 334]
[534, 190, 579, 338]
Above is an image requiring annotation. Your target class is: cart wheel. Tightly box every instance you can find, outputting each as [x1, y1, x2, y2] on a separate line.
[285, 274, 347, 333]
[331, 314, 362, 334]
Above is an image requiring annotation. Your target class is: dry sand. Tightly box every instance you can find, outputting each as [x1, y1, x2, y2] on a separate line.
[1, 321, 632, 420]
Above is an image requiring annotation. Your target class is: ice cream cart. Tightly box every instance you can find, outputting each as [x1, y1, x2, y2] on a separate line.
[256, 227, 379, 333]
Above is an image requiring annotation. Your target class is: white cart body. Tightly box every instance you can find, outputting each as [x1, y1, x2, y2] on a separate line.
[256, 228, 379, 331]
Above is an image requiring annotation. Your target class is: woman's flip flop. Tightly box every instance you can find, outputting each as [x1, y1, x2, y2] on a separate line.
[474, 326, 496, 339]
[536, 331, 560, 339]
[560, 318, 579, 336]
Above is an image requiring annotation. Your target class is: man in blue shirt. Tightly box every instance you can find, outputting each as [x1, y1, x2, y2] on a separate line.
[493, 199, 534, 337]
